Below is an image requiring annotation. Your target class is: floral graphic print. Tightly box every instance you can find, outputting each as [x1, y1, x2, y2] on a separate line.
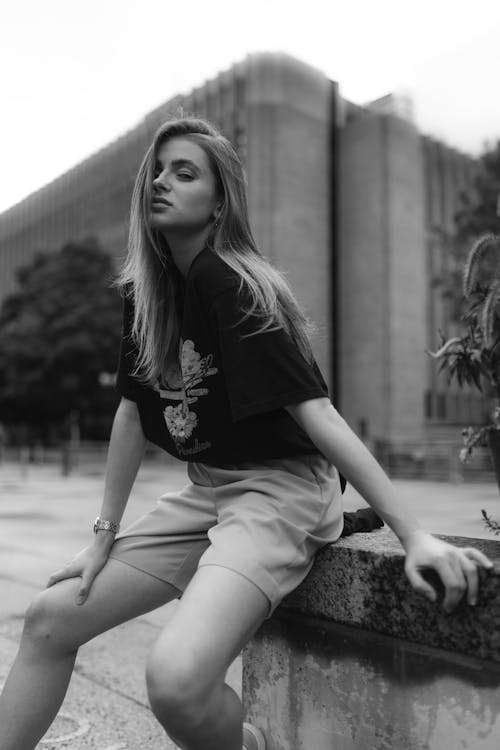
[154, 339, 217, 445]
[163, 402, 198, 441]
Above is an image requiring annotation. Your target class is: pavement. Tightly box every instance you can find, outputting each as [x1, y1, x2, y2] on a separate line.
[1, 457, 499, 748]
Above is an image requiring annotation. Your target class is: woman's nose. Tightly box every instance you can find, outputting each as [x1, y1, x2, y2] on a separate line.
[153, 173, 171, 191]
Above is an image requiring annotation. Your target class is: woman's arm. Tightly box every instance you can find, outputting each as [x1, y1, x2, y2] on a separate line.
[47, 397, 147, 604]
[286, 397, 493, 611]
[287, 398, 421, 544]
[95, 396, 147, 548]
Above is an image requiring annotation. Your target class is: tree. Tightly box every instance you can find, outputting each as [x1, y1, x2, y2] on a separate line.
[0, 238, 123, 442]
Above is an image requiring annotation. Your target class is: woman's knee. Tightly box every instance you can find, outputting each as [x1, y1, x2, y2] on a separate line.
[23, 584, 81, 653]
[145, 645, 210, 730]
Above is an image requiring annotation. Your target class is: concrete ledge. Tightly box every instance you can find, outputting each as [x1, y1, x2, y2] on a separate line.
[242, 531, 500, 750]
[280, 528, 500, 662]
[243, 613, 500, 750]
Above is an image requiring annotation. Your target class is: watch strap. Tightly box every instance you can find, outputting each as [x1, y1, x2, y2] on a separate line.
[93, 516, 120, 535]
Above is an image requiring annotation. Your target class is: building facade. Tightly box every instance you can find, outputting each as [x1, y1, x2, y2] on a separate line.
[338, 102, 481, 447]
[0, 52, 480, 449]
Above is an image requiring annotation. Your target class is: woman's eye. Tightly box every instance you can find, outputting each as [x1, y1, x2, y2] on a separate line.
[177, 172, 193, 180]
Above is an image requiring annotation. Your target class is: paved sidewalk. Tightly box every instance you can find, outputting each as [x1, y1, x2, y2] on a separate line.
[0, 460, 241, 749]
[1, 459, 499, 747]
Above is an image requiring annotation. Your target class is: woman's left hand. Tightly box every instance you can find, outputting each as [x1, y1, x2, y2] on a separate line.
[402, 530, 494, 612]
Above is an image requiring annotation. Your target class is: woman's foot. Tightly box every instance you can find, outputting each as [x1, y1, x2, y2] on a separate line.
[243, 721, 266, 750]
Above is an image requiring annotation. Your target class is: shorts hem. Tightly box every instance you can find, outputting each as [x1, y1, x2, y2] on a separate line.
[197, 562, 278, 618]
[197, 556, 281, 617]
[107, 553, 183, 595]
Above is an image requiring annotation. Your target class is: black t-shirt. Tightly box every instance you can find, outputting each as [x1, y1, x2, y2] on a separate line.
[116, 247, 333, 467]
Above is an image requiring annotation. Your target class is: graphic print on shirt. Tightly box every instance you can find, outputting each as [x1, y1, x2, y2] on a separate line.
[153, 339, 217, 447]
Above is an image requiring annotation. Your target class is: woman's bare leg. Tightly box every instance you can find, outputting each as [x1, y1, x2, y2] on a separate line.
[145, 565, 270, 750]
[0, 559, 179, 750]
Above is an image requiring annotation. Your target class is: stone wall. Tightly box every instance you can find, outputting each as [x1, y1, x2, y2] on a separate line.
[242, 529, 500, 750]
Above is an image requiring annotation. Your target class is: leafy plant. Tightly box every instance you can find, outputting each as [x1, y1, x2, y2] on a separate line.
[482, 509, 500, 535]
[427, 233, 500, 462]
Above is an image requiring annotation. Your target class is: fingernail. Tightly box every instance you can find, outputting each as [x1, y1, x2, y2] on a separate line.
[470, 599, 477, 606]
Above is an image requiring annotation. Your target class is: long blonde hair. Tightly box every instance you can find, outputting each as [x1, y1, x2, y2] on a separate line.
[116, 116, 318, 385]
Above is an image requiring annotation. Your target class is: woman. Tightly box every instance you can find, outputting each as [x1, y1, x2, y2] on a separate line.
[0, 117, 493, 750]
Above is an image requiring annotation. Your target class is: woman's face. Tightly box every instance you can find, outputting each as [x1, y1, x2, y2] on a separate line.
[149, 136, 220, 235]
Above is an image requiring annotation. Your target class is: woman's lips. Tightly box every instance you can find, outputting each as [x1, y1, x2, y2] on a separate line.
[151, 196, 172, 208]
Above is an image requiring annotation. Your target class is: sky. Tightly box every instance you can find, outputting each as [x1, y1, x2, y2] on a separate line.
[1, 0, 500, 213]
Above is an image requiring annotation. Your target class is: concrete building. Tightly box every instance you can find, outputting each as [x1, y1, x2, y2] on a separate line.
[339, 102, 481, 449]
[0, 52, 481, 452]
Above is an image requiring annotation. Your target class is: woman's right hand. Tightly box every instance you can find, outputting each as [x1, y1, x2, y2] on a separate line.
[46, 538, 113, 605]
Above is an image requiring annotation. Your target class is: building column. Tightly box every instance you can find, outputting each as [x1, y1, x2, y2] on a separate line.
[339, 110, 427, 443]
[244, 52, 334, 390]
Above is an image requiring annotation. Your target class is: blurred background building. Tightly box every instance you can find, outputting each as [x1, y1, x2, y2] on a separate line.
[0, 52, 481, 456]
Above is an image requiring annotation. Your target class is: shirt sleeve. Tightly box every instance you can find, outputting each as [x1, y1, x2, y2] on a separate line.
[210, 285, 329, 422]
[115, 295, 139, 402]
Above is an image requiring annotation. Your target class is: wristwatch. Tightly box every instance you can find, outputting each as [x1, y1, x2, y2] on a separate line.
[93, 516, 120, 535]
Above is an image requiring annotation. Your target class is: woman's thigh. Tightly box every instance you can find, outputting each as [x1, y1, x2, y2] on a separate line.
[25, 558, 180, 651]
[147, 565, 269, 693]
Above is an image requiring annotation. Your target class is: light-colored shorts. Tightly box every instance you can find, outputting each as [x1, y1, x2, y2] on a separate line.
[108, 452, 344, 617]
